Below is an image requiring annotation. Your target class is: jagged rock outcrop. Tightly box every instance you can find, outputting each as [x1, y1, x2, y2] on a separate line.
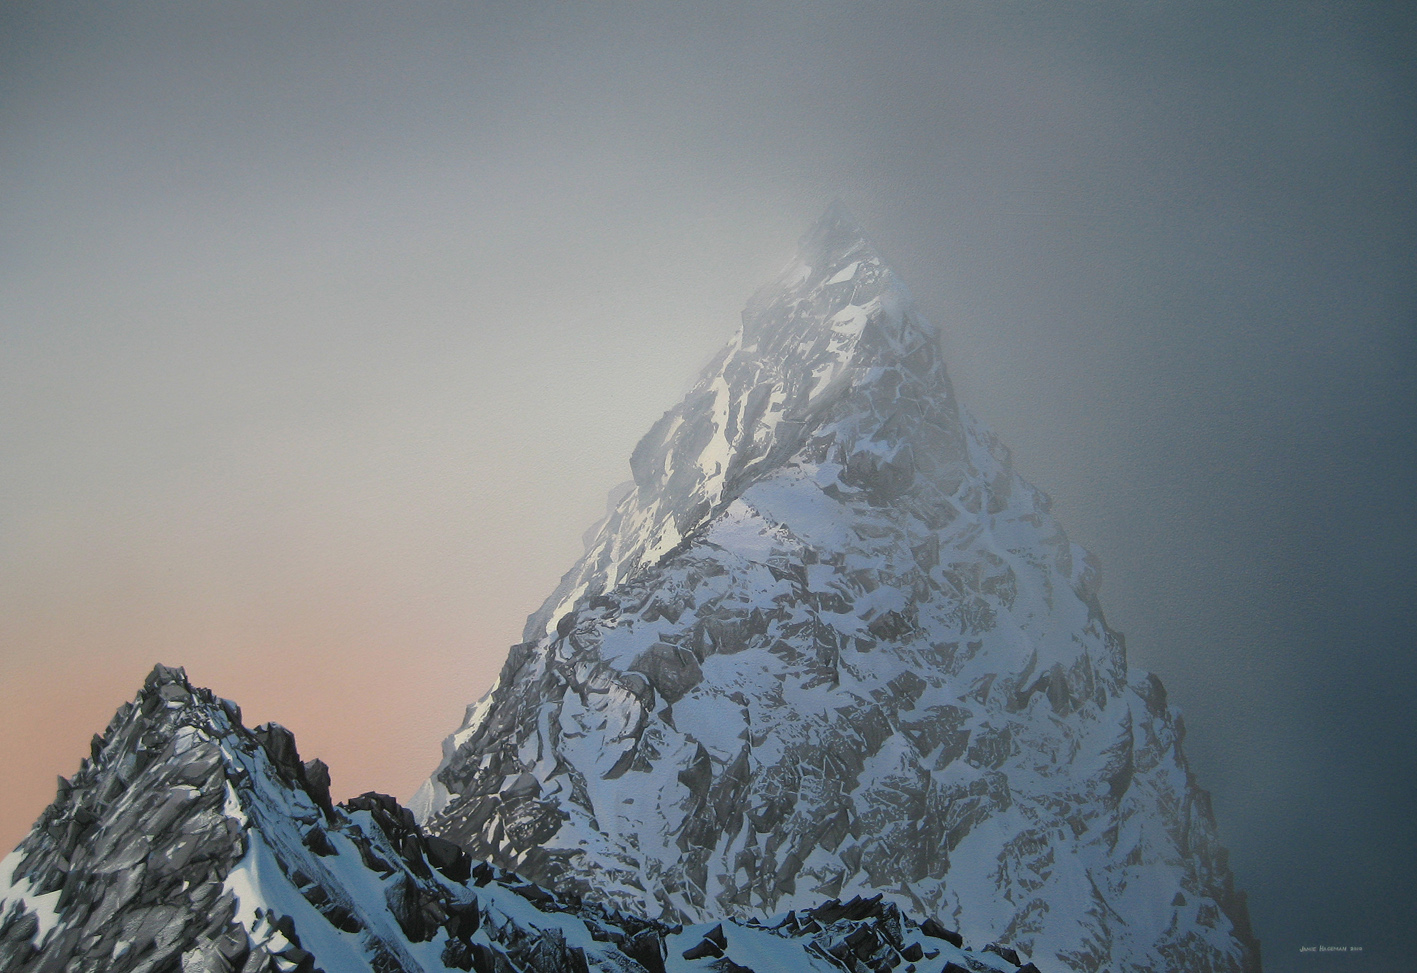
[417, 205, 1262, 973]
[0, 664, 1049, 973]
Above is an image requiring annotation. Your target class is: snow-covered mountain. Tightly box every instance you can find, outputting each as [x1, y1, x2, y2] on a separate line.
[417, 205, 1262, 973]
[0, 664, 1046, 973]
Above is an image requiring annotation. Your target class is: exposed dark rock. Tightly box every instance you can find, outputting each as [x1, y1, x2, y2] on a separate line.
[251, 723, 303, 783]
[301, 759, 334, 817]
[920, 918, 963, 948]
[621, 929, 666, 973]
[985, 942, 1022, 966]
[680, 937, 723, 961]
[629, 643, 703, 704]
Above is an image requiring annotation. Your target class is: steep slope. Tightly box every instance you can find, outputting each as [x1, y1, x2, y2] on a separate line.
[0, 664, 1049, 973]
[417, 205, 1261, 973]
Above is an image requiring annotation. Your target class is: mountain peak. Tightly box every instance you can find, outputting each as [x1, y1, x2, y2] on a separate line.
[736, 204, 935, 380]
[423, 212, 1260, 973]
[799, 200, 875, 266]
[516, 210, 952, 641]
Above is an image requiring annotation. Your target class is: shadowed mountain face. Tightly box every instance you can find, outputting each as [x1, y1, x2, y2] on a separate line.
[417, 206, 1262, 973]
[0, 665, 1047, 973]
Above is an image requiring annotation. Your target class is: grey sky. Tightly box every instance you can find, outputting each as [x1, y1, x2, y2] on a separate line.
[2, 2, 1413, 969]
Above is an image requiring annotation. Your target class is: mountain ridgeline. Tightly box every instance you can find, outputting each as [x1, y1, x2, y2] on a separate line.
[415, 205, 1261, 973]
[0, 665, 1051, 973]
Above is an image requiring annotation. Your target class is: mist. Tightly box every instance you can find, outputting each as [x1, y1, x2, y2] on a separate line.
[2, 3, 1413, 969]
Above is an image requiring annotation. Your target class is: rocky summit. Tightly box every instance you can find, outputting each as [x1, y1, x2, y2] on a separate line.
[416, 205, 1262, 973]
[0, 665, 1048, 973]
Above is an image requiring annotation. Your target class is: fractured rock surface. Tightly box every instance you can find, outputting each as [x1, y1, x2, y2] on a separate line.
[417, 205, 1262, 973]
[0, 664, 1047, 973]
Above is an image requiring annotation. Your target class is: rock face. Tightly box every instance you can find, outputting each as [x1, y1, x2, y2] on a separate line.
[417, 205, 1262, 973]
[0, 664, 1048, 973]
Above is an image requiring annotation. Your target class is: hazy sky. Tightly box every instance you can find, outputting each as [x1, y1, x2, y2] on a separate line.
[2, 2, 1413, 969]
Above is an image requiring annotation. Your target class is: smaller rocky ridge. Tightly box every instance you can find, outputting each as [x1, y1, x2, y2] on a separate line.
[0, 664, 1050, 973]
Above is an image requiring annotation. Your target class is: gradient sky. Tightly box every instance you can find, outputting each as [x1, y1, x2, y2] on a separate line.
[2, 3, 1413, 970]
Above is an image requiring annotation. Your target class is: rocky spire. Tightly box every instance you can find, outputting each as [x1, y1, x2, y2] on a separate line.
[419, 206, 1261, 973]
[522, 202, 954, 643]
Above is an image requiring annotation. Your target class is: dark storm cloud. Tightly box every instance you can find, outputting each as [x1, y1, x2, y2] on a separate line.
[1, 2, 1413, 969]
